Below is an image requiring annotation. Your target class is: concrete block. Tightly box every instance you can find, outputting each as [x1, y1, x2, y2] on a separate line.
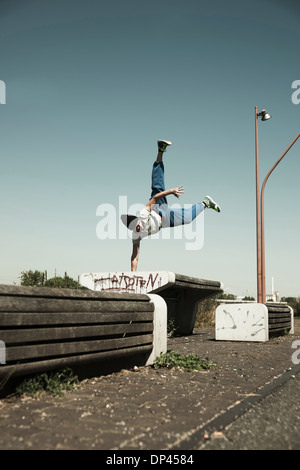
[80, 271, 224, 335]
[215, 303, 269, 342]
[146, 294, 167, 365]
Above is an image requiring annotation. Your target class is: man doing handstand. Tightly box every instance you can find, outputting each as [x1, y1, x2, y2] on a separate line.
[121, 140, 221, 271]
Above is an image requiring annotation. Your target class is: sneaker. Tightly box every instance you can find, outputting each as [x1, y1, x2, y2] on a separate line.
[157, 139, 172, 152]
[203, 196, 221, 212]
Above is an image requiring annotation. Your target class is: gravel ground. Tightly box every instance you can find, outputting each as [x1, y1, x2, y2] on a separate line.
[200, 371, 300, 450]
[0, 321, 299, 450]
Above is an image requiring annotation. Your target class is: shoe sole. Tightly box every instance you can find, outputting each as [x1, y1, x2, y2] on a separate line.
[205, 196, 221, 212]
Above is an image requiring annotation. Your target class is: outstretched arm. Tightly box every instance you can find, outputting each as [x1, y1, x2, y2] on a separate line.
[146, 186, 184, 210]
[131, 241, 140, 272]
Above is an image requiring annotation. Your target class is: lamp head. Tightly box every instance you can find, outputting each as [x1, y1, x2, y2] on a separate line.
[258, 109, 271, 121]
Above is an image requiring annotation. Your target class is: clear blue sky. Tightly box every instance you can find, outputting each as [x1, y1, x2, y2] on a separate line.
[1, 0, 299, 299]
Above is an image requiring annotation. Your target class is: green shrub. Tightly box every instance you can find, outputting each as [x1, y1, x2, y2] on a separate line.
[19, 270, 84, 289]
[15, 367, 79, 398]
[282, 297, 300, 316]
[195, 296, 221, 327]
[153, 351, 216, 372]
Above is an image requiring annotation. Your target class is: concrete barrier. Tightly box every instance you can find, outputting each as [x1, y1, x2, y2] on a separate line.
[146, 294, 167, 365]
[0, 284, 167, 380]
[215, 302, 294, 342]
[80, 271, 224, 335]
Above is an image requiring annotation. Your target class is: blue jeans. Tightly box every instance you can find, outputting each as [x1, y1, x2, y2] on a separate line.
[150, 161, 205, 228]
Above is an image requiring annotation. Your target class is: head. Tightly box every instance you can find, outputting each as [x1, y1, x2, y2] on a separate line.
[135, 220, 143, 232]
[128, 217, 143, 233]
[131, 218, 145, 242]
[120, 214, 144, 234]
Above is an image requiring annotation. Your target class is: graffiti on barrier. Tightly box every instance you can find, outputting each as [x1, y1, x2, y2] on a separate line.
[79, 271, 175, 294]
[215, 303, 269, 342]
[94, 272, 162, 293]
[216, 307, 266, 338]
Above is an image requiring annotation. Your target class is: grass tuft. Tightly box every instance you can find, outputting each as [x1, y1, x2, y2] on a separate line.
[153, 350, 216, 372]
[15, 367, 79, 398]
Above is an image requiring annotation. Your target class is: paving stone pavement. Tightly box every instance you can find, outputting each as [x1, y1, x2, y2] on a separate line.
[0, 320, 299, 451]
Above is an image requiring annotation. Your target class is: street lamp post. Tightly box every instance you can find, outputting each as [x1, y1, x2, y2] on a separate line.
[260, 132, 300, 303]
[255, 107, 271, 303]
[255, 105, 300, 304]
